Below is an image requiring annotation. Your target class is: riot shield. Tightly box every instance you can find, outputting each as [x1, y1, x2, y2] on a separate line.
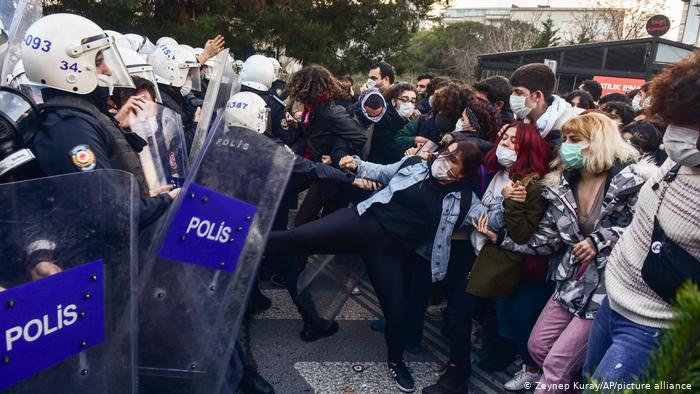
[296, 254, 367, 323]
[188, 49, 236, 164]
[0, 0, 42, 85]
[138, 117, 293, 393]
[0, 169, 137, 393]
[130, 102, 189, 191]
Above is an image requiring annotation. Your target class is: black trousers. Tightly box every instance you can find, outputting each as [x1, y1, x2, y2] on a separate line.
[267, 207, 424, 363]
[443, 240, 480, 366]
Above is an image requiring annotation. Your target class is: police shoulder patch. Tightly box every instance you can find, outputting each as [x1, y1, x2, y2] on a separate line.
[280, 118, 289, 129]
[70, 144, 96, 171]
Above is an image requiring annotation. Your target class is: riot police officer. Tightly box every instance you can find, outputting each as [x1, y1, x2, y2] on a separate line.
[240, 55, 297, 147]
[152, 41, 202, 150]
[22, 13, 175, 228]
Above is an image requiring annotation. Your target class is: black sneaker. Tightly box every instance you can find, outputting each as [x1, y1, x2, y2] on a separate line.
[270, 273, 287, 288]
[388, 361, 415, 393]
[300, 319, 339, 342]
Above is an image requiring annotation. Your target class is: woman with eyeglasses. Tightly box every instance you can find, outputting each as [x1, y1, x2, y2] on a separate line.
[266, 140, 490, 393]
[368, 83, 419, 164]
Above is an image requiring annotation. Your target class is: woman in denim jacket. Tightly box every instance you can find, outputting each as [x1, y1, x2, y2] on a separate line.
[266, 140, 488, 393]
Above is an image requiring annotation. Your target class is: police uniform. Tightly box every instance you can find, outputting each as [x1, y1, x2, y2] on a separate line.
[241, 85, 298, 147]
[159, 83, 198, 151]
[30, 89, 171, 229]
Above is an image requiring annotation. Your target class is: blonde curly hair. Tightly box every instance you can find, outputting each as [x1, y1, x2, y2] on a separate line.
[560, 112, 639, 174]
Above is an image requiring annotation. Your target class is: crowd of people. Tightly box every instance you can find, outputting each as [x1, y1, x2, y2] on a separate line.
[1, 9, 699, 394]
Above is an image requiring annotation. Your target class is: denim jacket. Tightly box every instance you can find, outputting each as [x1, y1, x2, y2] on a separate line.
[354, 156, 487, 282]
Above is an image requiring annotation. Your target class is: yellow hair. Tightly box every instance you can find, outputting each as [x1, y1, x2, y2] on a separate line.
[561, 112, 639, 174]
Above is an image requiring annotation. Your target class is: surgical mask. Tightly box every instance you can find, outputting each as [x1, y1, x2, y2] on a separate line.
[496, 145, 517, 168]
[510, 93, 533, 119]
[631, 95, 642, 112]
[366, 79, 377, 89]
[397, 102, 414, 119]
[96, 74, 115, 96]
[560, 143, 589, 169]
[180, 79, 192, 96]
[454, 118, 463, 132]
[664, 125, 700, 167]
[431, 157, 456, 181]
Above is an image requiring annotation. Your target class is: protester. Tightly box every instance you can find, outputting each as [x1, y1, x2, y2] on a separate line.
[620, 120, 667, 165]
[455, 97, 502, 145]
[565, 90, 596, 114]
[363, 61, 396, 92]
[474, 76, 515, 124]
[578, 79, 602, 104]
[416, 76, 448, 115]
[393, 81, 471, 156]
[475, 112, 649, 393]
[267, 140, 488, 392]
[600, 101, 635, 129]
[368, 82, 417, 164]
[585, 51, 700, 387]
[423, 122, 551, 394]
[509, 63, 576, 144]
[598, 92, 630, 106]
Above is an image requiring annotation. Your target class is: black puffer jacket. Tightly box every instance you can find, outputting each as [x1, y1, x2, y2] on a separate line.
[369, 105, 408, 164]
[296, 100, 367, 165]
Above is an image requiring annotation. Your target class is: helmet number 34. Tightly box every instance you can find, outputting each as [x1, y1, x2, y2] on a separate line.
[23, 34, 52, 53]
[60, 61, 79, 71]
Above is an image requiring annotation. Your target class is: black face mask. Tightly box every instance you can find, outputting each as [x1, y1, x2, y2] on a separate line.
[434, 114, 457, 135]
[85, 86, 112, 114]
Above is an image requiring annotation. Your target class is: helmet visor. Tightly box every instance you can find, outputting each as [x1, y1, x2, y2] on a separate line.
[186, 65, 201, 92]
[97, 44, 136, 89]
[129, 66, 162, 104]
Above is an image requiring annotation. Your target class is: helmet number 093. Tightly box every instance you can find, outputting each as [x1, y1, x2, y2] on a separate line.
[23, 34, 52, 53]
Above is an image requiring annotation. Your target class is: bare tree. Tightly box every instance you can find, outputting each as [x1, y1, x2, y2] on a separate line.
[482, 20, 540, 53]
[569, 0, 666, 43]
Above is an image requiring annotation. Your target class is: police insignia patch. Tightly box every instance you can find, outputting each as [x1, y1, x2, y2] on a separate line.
[70, 145, 96, 171]
[280, 118, 289, 129]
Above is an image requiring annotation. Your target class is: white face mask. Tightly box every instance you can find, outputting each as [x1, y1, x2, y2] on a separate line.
[397, 102, 414, 119]
[631, 95, 642, 112]
[510, 93, 533, 119]
[454, 118, 463, 132]
[572, 107, 586, 115]
[96, 74, 115, 96]
[366, 79, 377, 89]
[430, 156, 456, 181]
[496, 145, 518, 168]
[180, 78, 192, 96]
[664, 125, 700, 167]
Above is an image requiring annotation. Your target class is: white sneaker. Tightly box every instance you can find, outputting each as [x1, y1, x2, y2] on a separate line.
[351, 286, 361, 295]
[504, 364, 541, 391]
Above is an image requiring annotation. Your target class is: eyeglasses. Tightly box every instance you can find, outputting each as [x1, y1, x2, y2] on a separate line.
[397, 96, 416, 104]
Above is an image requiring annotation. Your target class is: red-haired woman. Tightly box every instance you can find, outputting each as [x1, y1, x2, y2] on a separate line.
[423, 122, 553, 394]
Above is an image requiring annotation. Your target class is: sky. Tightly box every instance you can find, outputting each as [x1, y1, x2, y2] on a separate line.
[448, 0, 686, 38]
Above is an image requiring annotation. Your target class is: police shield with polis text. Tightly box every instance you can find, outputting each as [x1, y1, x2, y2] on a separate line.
[187, 48, 236, 163]
[0, 0, 42, 86]
[0, 170, 137, 393]
[137, 115, 293, 393]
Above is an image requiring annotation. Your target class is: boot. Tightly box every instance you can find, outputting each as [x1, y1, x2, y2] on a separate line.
[421, 363, 469, 394]
[239, 365, 275, 394]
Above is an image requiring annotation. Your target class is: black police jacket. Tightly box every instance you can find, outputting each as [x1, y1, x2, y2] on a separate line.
[241, 85, 299, 147]
[31, 89, 171, 229]
[159, 83, 198, 152]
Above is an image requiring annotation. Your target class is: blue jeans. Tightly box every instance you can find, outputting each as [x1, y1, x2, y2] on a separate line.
[495, 280, 555, 366]
[583, 297, 663, 387]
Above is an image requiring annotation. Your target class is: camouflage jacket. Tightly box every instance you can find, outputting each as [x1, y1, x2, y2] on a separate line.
[499, 161, 649, 319]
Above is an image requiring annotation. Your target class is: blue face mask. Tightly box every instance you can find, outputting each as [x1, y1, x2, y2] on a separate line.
[560, 143, 589, 169]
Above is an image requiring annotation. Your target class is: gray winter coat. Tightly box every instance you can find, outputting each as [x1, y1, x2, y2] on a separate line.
[498, 161, 650, 318]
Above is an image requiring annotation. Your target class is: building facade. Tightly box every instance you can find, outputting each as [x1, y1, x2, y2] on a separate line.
[443, 5, 624, 43]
